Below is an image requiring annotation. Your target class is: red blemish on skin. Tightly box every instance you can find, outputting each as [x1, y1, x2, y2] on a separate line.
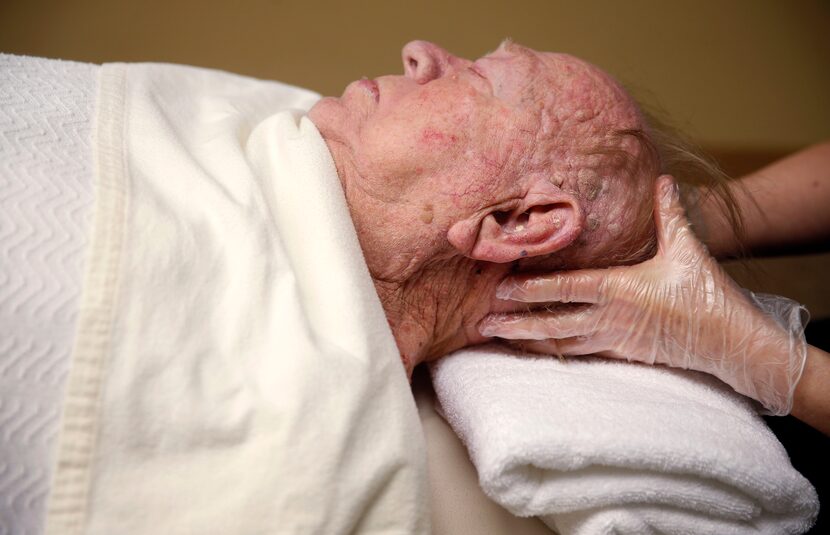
[813, 181, 820, 188]
[420, 128, 458, 145]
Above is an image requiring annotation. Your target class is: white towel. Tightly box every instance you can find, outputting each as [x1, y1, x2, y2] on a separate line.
[431, 345, 819, 535]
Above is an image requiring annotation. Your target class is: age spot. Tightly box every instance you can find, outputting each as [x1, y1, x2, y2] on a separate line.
[574, 109, 595, 122]
[420, 204, 434, 224]
[577, 169, 602, 201]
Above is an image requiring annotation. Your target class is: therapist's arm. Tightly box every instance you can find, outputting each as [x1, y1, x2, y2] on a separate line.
[791, 344, 830, 436]
[697, 140, 830, 259]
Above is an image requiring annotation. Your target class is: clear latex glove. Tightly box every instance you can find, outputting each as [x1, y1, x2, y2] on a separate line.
[480, 176, 809, 416]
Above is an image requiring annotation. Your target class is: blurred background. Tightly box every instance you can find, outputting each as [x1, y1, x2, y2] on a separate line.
[2, 0, 829, 317]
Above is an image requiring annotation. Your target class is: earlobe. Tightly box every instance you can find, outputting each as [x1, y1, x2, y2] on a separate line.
[448, 185, 583, 263]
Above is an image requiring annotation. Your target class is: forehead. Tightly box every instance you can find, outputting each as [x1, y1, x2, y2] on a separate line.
[495, 43, 641, 130]
[487, 42, 647, 171]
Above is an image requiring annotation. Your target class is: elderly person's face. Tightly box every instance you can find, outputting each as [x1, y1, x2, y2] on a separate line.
[311, 40, 656, 271]
[309, 40, 660, 370]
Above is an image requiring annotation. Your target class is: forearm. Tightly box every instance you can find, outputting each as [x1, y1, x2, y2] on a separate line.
[791, 344, 830, 436]
[697, 140, 830, 258]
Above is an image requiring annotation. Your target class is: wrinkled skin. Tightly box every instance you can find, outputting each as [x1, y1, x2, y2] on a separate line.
[308, 40, 658, 376]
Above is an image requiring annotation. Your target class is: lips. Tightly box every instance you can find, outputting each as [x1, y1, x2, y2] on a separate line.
[358, 78, 380, 102]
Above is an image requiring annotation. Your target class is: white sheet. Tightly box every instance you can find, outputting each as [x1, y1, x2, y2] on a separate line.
[44, 62, 429, 534]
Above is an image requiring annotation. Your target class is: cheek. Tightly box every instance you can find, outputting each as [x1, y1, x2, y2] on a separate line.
[415, 102, 480, 150]
[351, 114, 463, 193]
[353, 91, 495, 193]
[356, 114, 420, 165]
[370, 114, 470, 170]
[419, 128, 459, 147]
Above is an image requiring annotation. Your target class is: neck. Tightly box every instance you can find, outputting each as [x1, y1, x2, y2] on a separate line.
[347, 182, 509, 376]
[315, 128, 509, 377]
[372, 257, 507, 377]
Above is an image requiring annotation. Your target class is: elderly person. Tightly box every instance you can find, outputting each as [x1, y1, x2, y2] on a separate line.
[309, 39, 658, 374]
[0, 39, 811, 535]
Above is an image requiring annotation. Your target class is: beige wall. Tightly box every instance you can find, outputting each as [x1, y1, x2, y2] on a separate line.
[2, 0, 829, 316]
[2, 0, 828, 148]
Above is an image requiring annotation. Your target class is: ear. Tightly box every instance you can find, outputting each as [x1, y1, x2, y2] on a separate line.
[447, 181, 583, 263]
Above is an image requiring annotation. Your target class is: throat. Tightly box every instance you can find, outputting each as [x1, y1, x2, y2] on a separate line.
[372, 257, 504, 378]
[373, 277, 438, 377]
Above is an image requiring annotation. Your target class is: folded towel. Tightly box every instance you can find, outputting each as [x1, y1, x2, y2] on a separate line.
[431, 345, 819, 535]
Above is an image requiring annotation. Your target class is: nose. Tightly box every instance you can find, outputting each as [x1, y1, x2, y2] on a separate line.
[402, 40, 464, 84]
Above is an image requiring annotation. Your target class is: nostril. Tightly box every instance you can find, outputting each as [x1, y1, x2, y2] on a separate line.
[402, 40, 450, 83]
[493, 211, 511, 226]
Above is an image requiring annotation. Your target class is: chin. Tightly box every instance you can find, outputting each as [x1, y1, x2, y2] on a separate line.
[307, 97, 345, 131]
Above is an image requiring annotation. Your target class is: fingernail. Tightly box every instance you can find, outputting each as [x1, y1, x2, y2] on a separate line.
[497, 279, 528, 300]
[661, 180, 678, 201]
[479, 322, 501, 337]
[495, 281, 513, 300]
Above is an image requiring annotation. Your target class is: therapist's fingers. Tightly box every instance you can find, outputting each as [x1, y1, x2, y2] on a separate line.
[653, 175, 695, 253]
[479, 307, 597, 340]
[496, 269, 611, 304]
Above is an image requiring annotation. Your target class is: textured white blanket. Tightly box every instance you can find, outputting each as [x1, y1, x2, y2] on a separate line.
[432, 345, 819, 535]
[0, 54, 98, 535]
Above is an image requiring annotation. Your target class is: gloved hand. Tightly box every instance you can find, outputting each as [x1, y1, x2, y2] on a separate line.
[480, 175, 808, 416]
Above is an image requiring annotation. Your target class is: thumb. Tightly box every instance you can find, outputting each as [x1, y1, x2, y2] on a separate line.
[654, 175, 693, 252]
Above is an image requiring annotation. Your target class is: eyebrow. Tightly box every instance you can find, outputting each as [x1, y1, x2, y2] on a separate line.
[497, 38, 513, 53]
[483, 38, 515, 57]
[502, 39, 540, 61]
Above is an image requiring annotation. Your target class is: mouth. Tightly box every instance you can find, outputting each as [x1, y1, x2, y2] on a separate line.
[358, 78, 380, 102]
